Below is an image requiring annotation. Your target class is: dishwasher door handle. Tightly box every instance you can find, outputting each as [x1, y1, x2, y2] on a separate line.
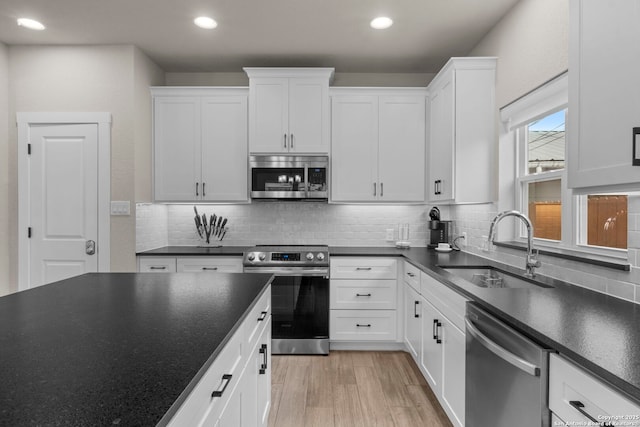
[465, 316, 540, 377]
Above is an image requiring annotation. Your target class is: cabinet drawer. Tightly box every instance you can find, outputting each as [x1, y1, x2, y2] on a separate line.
[420, 272, 467, 331]
[176, 257, 243, 273]
[330, 257, 397, 279]
[549, 354, 640, 424]
[331, 279, 396, 310]
[138, 257, 177, 273]
[403, 262, 421, 292]
[167, 327, 244, 427]
[330, 309, 397, 341]
[243, 287, 271, 360]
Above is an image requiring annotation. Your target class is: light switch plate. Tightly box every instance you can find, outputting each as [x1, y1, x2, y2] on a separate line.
[385, 228, 395, 241]
[110, 201, 130, 216]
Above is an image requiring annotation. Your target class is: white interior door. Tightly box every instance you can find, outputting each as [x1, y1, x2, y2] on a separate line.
[28, 123, 99, 287]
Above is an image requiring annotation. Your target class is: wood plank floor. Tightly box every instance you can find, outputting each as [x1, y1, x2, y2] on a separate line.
[268, 351, 453, 427]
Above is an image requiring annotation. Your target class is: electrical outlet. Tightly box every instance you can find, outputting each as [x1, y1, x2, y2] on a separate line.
[385, 228, 395, 241]
[481, 235, 490, 252]
[110, 201, 130, 216]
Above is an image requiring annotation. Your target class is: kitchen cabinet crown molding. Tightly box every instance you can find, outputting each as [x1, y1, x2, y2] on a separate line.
[329, 87, 428, 96]
[243, 67, 335, 81]
[150, 87, 249, 96]
[428, 57, 498, 88]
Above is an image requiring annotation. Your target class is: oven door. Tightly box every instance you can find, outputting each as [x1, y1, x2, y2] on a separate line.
[270, 274, 329, 354]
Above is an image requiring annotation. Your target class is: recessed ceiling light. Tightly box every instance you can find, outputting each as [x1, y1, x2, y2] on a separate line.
[17, 18, 45, 31]
[194, 16, 217, 29]
[370, 16, 393, 30]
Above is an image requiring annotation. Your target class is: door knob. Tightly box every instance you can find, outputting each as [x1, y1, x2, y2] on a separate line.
[86, 240, 96, 255]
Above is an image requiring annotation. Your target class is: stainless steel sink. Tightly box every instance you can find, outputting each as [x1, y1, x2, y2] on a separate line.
[441, 266, 553, 290]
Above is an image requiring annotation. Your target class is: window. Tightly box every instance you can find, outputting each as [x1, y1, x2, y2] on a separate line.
[504, 72, 628, 256]
[517, 108, 566, 242]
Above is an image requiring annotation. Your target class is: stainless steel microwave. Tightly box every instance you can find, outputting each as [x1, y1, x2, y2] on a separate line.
[249, 155, 328, 200]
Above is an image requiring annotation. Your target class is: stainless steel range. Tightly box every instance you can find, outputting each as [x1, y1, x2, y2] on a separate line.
[243, 245, 329, 355]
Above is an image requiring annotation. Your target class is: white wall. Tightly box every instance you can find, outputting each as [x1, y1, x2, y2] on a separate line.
[4, 45, 163, 293]
[0, 42, 9, 296]
[469, 0, 569, 108]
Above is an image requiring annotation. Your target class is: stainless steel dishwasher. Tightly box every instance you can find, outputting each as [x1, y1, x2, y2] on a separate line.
[465, 303, 552, 427]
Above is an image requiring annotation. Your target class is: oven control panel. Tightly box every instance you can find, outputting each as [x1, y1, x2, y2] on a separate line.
[271, 252, 301, 262]
[243, 246, 329, 267]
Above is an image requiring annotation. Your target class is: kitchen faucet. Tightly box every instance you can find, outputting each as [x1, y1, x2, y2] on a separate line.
[488, 210, 541, 277]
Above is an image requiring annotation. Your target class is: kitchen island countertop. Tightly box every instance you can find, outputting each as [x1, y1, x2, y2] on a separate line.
[0, 272, 272, 426]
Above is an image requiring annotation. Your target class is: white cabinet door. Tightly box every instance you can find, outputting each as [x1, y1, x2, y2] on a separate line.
[288, 78, 329, 153]
[201, 96, 248, 201]
[330, 95, 378, 201]
[248, 78, 289, 153]
[176, 257, 243, 273]
[441, 318, 465, 427]
[256, 318, 272, 427]
[568, 0, 640, 188]
[378, 96, 426, 202]
[154, 97, 201, 201]
[420, 297, 443, 391]
[403, 282, 422, 362]
[138, 257, 177, 273]
[428, 74, 455, 202]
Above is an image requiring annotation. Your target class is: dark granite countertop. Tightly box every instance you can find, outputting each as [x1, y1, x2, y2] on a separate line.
[136, 245, 640, 403]
[0, 272, 273, 426]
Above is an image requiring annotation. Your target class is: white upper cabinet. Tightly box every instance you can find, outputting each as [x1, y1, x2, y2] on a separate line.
[244, 68, 334, 154]
[568, 0, 640, 189]
[427, 57, 497, 204]
[152, 88, 249, 202]
[331, 88, 426, 203]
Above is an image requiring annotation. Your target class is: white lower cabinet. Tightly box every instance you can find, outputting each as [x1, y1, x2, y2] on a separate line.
[329, 257, 398, 346]
[408, 269, 466, 427]
[549, 353, 640, 425]
[167, 287, 271, 427]
[137, 256, 243, 273]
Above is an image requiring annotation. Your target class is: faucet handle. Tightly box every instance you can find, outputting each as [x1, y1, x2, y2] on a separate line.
[528, 249, 542, 268]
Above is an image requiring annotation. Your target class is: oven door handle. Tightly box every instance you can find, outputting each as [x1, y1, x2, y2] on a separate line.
[243, 266, 329, 277]
[464, 316, 540, 377]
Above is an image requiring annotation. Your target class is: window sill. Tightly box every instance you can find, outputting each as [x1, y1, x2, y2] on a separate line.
[493, 241, 630, 271]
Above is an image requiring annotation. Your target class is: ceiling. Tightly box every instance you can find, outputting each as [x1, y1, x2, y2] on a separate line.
[0, 0, 520, 73]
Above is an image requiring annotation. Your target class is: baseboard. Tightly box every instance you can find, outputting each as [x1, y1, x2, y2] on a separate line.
[329, 341, 407, 351]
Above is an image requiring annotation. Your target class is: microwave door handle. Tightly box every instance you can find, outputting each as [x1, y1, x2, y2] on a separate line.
[304, 164, 309, 198]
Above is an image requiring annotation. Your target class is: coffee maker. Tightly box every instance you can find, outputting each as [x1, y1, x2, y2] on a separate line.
[428, 207, 452, 249]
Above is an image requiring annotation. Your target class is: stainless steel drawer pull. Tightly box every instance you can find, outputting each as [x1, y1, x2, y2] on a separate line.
[202, 267, 218, 271]
[211, 374, 232, 397]
[465, 316, 540, 376]
[569, 401, 613, 426]
[258, 311, 268, 321]
[414, 301, 419, 318]
[149, 266, 166, 270]
[356, 324, 371, 328]
[407, 272, 415, 277]
[356, 267, 372, 271]
[259, 344, 268, 374]
[356, 293, 372, 297]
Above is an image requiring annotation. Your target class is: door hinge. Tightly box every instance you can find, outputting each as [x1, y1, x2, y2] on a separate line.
[28, 227, 32, 238]
[27, 144, 31, 155]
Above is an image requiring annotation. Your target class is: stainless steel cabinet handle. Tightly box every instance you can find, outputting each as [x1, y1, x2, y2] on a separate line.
[373, 182, 377, 196]
[407, 272, 415, 277]
[259, 344, 268, 374]
[149, 266, 166, 270]
[196, 182, 199, 196]
[202, 182, 206, 197]
[380, 182, 383, 197]
[568, 401, 612, 426]
[356, 324, 372, 328]
[290, 133, 294, 149]
[202, 267, 218, 271]
[284, 133, 287, 149]
[85, 240, 96, 255]
[414, 301, 419, 318]
[465, 316, 540, 376]
[211, 374, 232, 397]
[258, 311, 268, 321]
[356, 293, 372, 297]
[356, 267, 372, 271]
